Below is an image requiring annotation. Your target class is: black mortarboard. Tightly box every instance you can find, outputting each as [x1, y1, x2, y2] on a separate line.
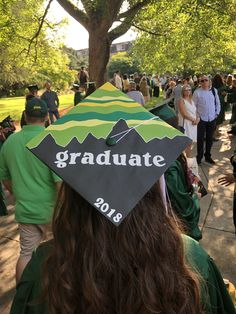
[27, 83, 191, 226]
[28, 84, 39, 92]
[71, 83, 80, 90]
[150, 99, 177, 121]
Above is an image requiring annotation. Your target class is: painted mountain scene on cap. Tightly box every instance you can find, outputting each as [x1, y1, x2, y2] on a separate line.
[27, 83, 191, 225]
[27, 82, 186, 149]
[29, 118, 190, 226]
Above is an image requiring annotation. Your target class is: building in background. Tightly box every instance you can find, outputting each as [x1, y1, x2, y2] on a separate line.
[76, 41, 133, 58]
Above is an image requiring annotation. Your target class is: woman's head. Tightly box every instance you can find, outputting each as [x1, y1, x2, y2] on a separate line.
[212, 74, 224, 89]
[226, 75, 233, 86]
[182, 84, 192, 98]
[169, 80, 176, 88]
[43, 182, 201, 314]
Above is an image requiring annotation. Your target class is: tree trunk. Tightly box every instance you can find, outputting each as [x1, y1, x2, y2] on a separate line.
[88, 30, 111, 88]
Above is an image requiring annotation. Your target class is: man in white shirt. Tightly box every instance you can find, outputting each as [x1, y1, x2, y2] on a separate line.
[193, 75, 221, 165]
[127, 81, 145, 106]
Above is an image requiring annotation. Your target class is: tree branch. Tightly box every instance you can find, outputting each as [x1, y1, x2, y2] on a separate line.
[203, 30, 213, 40]
[109, 0, 152, 41]
[117, 0, 152, 19]
[132, 23, 165, 36]
[44, 19, 63, 29]
[22, 0, 53, 58]
[57, 0, 89, 29]
[107, 0, 123, 22]
[80, 0, 93, 15]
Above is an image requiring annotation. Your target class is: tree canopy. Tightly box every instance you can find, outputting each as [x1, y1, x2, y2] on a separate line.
[131, 0, 236, 75]
[0, 0, 75, 95]
[108, 52, 141, 78]
[56, 0, 154, 86]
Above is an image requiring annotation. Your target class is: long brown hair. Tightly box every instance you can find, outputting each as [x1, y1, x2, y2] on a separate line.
[43, 182, 202, 314]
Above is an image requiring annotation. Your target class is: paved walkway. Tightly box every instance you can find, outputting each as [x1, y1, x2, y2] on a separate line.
[199, 120, 236, 282]
[0, 120, 236, 313]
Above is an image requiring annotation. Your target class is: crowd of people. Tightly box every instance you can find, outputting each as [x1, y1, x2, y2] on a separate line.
[0, 68, 236, 313]
[112, 71, 236, 165]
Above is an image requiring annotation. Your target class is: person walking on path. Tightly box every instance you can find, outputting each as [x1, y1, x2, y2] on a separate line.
[139, 75, 149, 103]
[178, 84, 199, 157]
[41, 82, 60, 124]
[127, 81, 145, 106]
[77, 66, 89, 92]
[71, 84, 82, 106]
[0, 98, 61, 283]
[114, 70, 123, 90]
[193, 75, 221, 165]
[212, 74, 227, 139]
[152, 74, 160, 98]
[122, 74, 129, 93]
[173, 79, 183, 113]
[21, 84, 41, 128]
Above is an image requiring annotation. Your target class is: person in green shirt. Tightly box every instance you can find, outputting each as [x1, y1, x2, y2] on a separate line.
[0, 98, 61, 283]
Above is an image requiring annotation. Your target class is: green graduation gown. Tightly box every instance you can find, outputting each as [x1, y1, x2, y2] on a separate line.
[10, 236, 235, 314]
[165, 159, 202, 240]
[74, 91, 82, 106]
[216, 85, 227, 125]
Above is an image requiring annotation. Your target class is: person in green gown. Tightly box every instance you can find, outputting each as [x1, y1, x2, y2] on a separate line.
[10, 182, 235, 314]
[165, 153, 202, 241]
[72, 83, 82, 106]
[211, 74, 227, 140]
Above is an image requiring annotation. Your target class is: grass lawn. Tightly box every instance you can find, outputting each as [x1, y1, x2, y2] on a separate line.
[0, 93, 165, 122]
[0, 94, 74, 121]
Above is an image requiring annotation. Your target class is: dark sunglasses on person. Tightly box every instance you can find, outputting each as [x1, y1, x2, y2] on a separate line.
[200, 79, 209, 83]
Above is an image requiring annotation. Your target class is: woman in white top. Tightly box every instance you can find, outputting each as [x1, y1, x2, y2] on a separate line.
[178, 84, 200, 157]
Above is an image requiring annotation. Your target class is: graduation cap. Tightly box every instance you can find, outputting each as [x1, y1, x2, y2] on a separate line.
[71, 83, 80, 90]
[150, 99, 177, 122]
[27, 83, 191, 226]
[28, 84, 39, 92]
